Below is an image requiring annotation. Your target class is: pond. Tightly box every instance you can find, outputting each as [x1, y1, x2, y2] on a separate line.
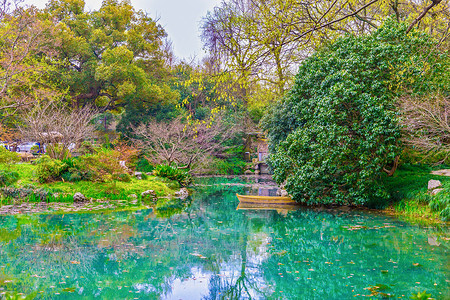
[0, 177, 448, 299]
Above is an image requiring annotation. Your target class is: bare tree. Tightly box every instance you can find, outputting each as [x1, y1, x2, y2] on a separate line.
[400, 93, 450, 163]
[20, 102, 97, 160]
[133, 115, 237, 171]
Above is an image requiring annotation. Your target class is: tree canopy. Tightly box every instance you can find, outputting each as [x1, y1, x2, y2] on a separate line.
[261, 21, 449, 206]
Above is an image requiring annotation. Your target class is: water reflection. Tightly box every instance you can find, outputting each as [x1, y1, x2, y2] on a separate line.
[0, 177, 448, 299]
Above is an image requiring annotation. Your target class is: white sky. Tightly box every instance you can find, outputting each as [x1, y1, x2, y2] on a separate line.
[23, 0, 221, 60]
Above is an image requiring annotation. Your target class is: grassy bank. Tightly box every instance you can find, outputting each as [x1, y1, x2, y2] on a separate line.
[0, 163, 179, 207]
[383, 164, 450, 222]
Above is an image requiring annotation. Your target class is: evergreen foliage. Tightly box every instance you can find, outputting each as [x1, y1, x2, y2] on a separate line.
[261, 22, 445, 205]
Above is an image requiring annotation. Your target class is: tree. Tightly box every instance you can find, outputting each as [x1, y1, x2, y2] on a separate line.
[0, 0, 58, 120]
[45, 0, 178, 113]
[201, 0, 450, 101]
[133, 115, 237, 171]
[20, 102, 96, 160]
[400, 93, 450, 164]
[261, 21, 446, 206]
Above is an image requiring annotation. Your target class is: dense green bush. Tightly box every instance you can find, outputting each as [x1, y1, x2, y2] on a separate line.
[0, 147, 20, 165]
[35, 155, 68, 183]
[261, 21, 444, 205]
[135, 157, 154, 172]
[0, 170, 19, 187]
[153, 164, 192, 186]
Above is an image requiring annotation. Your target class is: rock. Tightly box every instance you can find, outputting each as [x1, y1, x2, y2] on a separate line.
[73, 192, 86, 203]
[431, 188, 444, 195]
[134, 172, 142, 180]
[128, 194, 138, 200]
[141, 190, 157, 203]
[276, 189, 289, 197]
[428, 180, 442, 190]
[146, 172, 153, 176]
[174, 188, 189, 200]
[244, 170, 253, 175]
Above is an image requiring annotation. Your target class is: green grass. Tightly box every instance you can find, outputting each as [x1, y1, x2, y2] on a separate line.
[1, 163, 177, 202]
[383, 163, 450, 222]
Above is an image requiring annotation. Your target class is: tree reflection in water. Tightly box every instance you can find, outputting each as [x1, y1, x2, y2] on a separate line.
[0, 177, 448, 299]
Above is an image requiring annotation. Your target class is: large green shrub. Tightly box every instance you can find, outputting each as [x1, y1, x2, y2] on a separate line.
[0, 170, 19, 187]
[35, 155, 68, 183]
[0, 147, 20, 165]
[261, 21, 444, 206]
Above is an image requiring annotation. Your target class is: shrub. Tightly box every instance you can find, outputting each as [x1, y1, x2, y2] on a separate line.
[78, 141, 97, 155]
[136, 157, 154, 172]
[261, 21, 444, 206]
[76, 149, 128, 182]
[153, 165, 192, 186]
[30, 145, 39, 154]
[0, 170, 19, 187]
[35, 155, 68, 183]
[112, 173, 131, 182]
[46, 143, 71, 160]
[0, 147, 20, 165]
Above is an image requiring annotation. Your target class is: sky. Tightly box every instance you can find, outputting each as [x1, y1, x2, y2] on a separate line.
[24, 0, 221, 60]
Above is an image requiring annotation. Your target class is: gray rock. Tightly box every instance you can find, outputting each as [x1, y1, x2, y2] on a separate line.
[174, 188, 189, 200]
[244, 170, 253, 175]
[431, 188, 444, 195]
[146, 172, 153, 176]
[276, 189, 289, 197]
[134, 172, 142, 180]
[428, 180, 442, 190]
[73, 192, 86, 203]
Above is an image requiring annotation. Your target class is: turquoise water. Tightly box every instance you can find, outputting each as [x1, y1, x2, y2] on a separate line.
[0, 177, 448, 299]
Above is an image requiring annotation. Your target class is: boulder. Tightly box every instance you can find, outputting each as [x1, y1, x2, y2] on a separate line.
[134, 172, 142, 180]
[244, 170, 253, 175]
[428, 180, 442, 191]
[73, 192, 86, 203]
[174, 188, 189, 200]
[276, 189, 289, 197]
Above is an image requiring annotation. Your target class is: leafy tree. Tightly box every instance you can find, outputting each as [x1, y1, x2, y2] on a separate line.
[0, 1, 59, 121]
[261, 21, 446, 206]
[45, 0, 178, 113]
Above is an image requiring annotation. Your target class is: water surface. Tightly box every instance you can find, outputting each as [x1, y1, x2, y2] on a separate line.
[0, 177, 448, 299]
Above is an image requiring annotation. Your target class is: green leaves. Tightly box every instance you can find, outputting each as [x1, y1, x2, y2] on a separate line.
[262, 21, 443, 206]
